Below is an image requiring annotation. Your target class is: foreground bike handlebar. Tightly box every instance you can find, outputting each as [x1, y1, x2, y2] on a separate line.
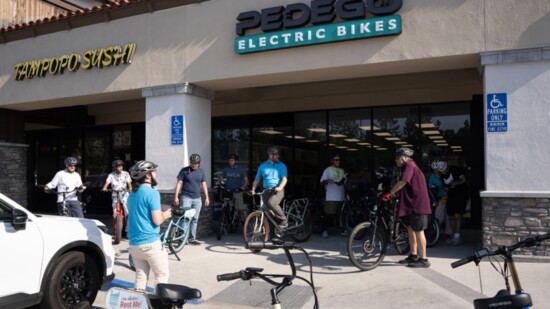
[452, 233, 550, 268]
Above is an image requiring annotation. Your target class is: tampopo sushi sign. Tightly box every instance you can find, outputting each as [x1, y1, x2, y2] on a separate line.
[235, 0, 403, 54]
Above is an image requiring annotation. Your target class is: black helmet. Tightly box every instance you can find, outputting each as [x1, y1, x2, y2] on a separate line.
[112, 159, 124, 168]
[267, 146, 280, 154]
[129, 160, 158, 180]
[228, 153, 239, 161]
[64, 156, 78, 167]
[394, 148, 414, 159]
[190, 153, 201, 164]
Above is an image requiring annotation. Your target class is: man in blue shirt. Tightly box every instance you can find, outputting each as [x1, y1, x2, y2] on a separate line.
[251, 146, 288, 235]
[174, 153, 210, 245]
[219, 153, 249, 221]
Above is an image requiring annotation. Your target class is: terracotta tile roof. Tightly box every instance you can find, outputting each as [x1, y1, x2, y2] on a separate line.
[0, 0, 205, 43]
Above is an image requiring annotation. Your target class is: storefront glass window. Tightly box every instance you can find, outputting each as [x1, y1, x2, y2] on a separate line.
[212, 125, 250, 184]
[294, 111, 326, 195]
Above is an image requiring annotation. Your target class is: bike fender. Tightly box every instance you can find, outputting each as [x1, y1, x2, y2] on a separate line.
[184, 209, 197, 219]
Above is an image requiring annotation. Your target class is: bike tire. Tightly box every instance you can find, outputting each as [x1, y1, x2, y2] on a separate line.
[345, 204, 368, 234]
[217, 207, 227, 240]
[113, 214, 123, 245]
[290, 208, 313, 243]
[393, 220, 411, 255]
[425, 216, 441, 248]
[347, 221, 387, 271]
[169, 219, 191, 254]
[339, 203, 349, 233]
[243, 212, 270, 253]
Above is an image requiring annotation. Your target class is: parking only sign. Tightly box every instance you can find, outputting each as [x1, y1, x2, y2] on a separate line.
[487, 93, 508, 133]
[171, 115, 184, 145]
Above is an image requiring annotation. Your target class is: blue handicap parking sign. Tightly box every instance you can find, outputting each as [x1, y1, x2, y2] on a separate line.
[171, 115, 184, 145]
[487, 93, 507, 133]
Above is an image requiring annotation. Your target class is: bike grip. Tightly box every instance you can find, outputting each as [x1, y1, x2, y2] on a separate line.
[451, 255, 475, 268]
[246, 241, 267, 250]
[217, 272, 241, 281]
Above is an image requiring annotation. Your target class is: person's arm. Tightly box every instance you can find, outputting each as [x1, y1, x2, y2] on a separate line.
[45, 172, 61, 191]
[102, 181, 111, 191]
[127, 180, 133, 191]
[383, 180, 407, 200]
[202, 181, 210, 207]
[174, 180, 182, 206]
[251, 179, 259, 192]
[151, 209, 172, 226]
[275, 176, 287, 192]
[242, 175, 249, 190]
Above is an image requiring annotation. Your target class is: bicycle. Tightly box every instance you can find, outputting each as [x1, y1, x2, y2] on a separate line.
[451, 233, 550, 309]
[347, 196, 410, 271]
[216, 184, 241, 240]
[105, 283, 202, 309]
[107, 188, 128, 245]
[243, 190, 313, 252]
[217, 238, 319, 309]
[424, 186, 442, 248]
[41, 185, 86, 217]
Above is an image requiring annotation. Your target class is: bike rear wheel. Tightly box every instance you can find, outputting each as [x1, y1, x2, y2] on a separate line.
[290, 207, 313, 243]
[243, 212, 270, 253]
[217, 207, 228, 240]
[425, 216, 441, 248]
[169, 219, 190, 254]
[348, 221, 387, 271]
[113, 214, 123, 245]
[393, 220, 410, 255]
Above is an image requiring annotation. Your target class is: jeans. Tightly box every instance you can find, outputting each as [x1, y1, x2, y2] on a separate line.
[180, 196, 202, 241]
[57, 200, 84, 218]
[129, 240, 169, 291]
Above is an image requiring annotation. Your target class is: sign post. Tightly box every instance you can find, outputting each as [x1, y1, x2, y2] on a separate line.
[171, 115, 184, 145]
[487, 93, 508, 133]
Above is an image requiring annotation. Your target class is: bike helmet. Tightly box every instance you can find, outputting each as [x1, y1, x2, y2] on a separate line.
[331, 154, 341, 161]
[430, 160, 440, 170]
[394, 148, 414, 159]
[267, 146, 280, 155]
[436, 161, 448, 172]
[228, 153, 239, 161]
[112, 159, 124, 168]
[129, 160, 158, 180]
[64, 156, 78, 167]
[190, 154, 201, 164]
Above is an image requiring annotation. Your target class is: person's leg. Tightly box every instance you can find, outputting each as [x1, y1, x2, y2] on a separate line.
[69, 200, 84, 218]
[415, 230, 427, 259]
[188, 197, 202, 242]
[56, 202, 64, 215]
[111, 195, 118, 218]
[143, 240, 169, 290]
[267, 190, 286, 226]
[233, 191, 247, 222]
[129, 245, 151, 291]
[407, 225, 417, 256]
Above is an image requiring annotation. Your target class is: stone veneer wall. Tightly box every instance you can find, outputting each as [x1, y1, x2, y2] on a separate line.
[483, 197, 550, 256]
[160, 190, 216, 239]
[0, 142, 28, 207]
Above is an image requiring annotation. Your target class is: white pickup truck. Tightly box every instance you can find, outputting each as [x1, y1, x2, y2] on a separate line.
[0, 192, 115, 308]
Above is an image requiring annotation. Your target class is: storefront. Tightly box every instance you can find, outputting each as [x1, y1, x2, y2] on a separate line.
[0, 0, 549, 252]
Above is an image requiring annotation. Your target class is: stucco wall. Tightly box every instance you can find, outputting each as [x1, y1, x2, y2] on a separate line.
[0, 0, 549, 109]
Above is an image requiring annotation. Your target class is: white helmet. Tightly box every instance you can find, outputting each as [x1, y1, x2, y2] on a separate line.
[430, 160, 440, 170]
[436, 161, 448, 172]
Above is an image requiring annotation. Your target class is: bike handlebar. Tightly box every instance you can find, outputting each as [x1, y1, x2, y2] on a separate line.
[452, 233, 550, 269]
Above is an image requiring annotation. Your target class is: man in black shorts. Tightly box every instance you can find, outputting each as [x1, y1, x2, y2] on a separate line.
[439, 162, 468, 246]
[384, 148, 432, 268]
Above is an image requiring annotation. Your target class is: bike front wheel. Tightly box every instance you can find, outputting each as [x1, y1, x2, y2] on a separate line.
[425, 216, 441, 248]
[168, 219, 191, 254]
[113, 214, 123, 245]
[217, 207, 228, 241]
[243, 212, 270, 253]
[347, 222, 387, 271]
[393, 220, 410, 255]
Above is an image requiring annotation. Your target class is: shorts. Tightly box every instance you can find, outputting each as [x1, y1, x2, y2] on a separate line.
[324, 201, 342, 215]
[401, 214, 428, 232]
[232, 191, 246, 211]
[446, 196, 468, 216]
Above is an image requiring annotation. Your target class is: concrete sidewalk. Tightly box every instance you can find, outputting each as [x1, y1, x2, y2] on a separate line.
[92, 225, 550, 309]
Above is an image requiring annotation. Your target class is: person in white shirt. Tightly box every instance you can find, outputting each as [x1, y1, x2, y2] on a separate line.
[44, 156, 86, 217]
[320, 154, 346, 238]
[102, 159, 132, 218]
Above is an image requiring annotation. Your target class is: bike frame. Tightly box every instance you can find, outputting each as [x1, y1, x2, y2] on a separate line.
[160, 206, 195, 261]
[250, 191, 308, 235]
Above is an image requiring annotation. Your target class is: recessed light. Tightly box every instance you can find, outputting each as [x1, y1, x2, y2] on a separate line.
[259, 130, 284, 135]
[357, 142, 370, 146]
[385, 137, 401, 141]
[345, 138, 360, 142]
[374, 132, 392, 137]
[307, 128, 326, 133]
[330, 134, 347, 138]
[423, 130, 440, 135]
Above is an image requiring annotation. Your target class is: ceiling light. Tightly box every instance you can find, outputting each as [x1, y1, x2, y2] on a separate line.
[347, 148, 359, 151]
[423, 130, 440, 135]
[385, 137, 401, 141]
[437, 143, 449, 146]
[359, 125, 381, 131]
[330, 134, 347, 138]
[374, 132, 392, 137]
[345, 138, 360, 142]
[415, 123, 436, 129]
[329, 143, 336, 146]
[450, 146, 462, 149]
[372, 145, 380, 148]
[285, 135, 306, 139]
[404, 144, 413, 147]
[305, 139, 320, 143]
[376, 148, 388, 151]
[307, 128, 326, 133]
[453, 149, 463, 152]
[395, 141, 407, 145]
[259, 130, 284, 135]
[357, 142, 370, 146]
[336, 146, 348, 149]
[433, 140, 446, 143]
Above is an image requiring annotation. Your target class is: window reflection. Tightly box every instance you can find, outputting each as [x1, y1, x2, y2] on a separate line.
[212, 126, 250, 184]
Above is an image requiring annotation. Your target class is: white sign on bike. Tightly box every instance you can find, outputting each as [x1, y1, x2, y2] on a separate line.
[105, 288, 150, 309]
[487, 93, 508, 133]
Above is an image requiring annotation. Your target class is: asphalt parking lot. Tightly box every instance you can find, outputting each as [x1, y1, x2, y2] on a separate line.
[92, 220, 550, 309]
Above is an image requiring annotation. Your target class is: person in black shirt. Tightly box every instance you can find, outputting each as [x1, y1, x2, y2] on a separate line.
[439, 162, 468, 246]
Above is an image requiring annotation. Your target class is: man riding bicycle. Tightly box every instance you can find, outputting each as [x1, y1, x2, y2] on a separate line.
[218, 153, 249, 222]
[44, 156, 86, 218]
[102, 159, 132, 219]
[251, 146, 288, 236]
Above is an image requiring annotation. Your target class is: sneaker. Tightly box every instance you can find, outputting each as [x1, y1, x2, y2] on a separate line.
[322, 230, 329, 238]
[407, 258, 430, 268]
[399, 254, 418, 264]
[451, 238, 463, 246]
[189, 239, 201, 245]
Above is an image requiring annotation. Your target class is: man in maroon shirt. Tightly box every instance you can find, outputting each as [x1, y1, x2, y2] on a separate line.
[383, 148, 432, 268]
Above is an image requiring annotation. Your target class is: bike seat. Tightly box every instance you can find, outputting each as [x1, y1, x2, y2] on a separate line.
[474, 290, 532, 309]
[156, 283, 202, 304]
